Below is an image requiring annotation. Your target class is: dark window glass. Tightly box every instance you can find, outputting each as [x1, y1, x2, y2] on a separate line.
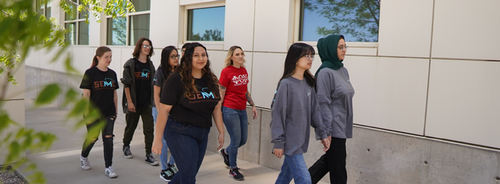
[65, 0, 77, 20]
[128, 14, 150, 45]
[130, 0, 150, 12]
[78, 21, 89, 45]
[187, 6, 225, 41]
[65, 23, 76, 45]
[300, 0, 380, 42]
[107, 17, 127, 45]
[78, 1, 89, 20]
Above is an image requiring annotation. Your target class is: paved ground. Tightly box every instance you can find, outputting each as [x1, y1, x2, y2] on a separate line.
[23, 102, 324, 184]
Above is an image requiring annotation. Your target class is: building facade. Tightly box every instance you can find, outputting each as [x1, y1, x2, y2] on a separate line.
[22, 0, 500, 183]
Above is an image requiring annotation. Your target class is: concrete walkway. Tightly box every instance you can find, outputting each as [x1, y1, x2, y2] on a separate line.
[23, 102, 323, 184]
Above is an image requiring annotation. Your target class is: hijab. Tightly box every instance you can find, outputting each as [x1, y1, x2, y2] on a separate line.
[315, 35, 344, 77]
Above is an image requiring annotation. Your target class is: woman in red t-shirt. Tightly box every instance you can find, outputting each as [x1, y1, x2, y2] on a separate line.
[218, 46, 258, 180]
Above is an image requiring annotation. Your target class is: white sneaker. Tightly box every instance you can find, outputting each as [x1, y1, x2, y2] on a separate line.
[104, 166, 118, 178]
[80, 156, 91, 170]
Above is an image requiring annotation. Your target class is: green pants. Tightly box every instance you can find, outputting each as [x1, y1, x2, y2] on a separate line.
[123, 107, 154, 154]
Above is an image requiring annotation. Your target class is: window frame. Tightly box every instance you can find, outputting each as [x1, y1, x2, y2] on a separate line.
[63, 0, 89, 45]
[36, 0, 51, 18]
[105, 2, 151, 46]
[183, 2, 226, 50]
[294, 0, 379, 50]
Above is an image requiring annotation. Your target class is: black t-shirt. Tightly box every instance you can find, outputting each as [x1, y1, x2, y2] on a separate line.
[152, 68, 171, 108]
[134, 59, 152, 109]
[79, 67, 119, 117]
[160, 72, 220, 128]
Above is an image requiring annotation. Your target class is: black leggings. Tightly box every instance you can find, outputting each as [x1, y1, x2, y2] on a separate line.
[81, 115, 116, 168]
[309, 137, 347, 184]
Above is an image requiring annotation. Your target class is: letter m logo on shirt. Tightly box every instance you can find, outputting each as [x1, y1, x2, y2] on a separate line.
[201, 92, 215, 99]
[103, 81, 112, 87]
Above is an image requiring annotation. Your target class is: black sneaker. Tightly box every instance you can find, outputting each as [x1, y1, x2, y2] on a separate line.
[228, 167, 244, 181]
[218, 148, 230, 166]
[167, 164, 178, 174]
[160, 169, 174, 182]
[146, 153, 159, 166]
[123, 145, 133, 159]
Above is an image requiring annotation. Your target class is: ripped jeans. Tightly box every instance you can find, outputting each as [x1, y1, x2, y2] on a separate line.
[81, 115, 116, 167]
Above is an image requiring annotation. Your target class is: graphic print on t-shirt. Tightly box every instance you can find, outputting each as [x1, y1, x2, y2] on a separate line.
[93, 77, 118, 90]
[231, 74, 248, 86]
[187, 87, 220, 102]
[135, 69, 151, 80]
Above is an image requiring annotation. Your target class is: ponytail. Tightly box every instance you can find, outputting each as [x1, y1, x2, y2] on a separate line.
[91, 56, 99, 68]
[91, 46, 112, 68]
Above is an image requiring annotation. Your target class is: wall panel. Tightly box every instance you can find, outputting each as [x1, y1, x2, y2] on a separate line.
[426, 59, 500, 148]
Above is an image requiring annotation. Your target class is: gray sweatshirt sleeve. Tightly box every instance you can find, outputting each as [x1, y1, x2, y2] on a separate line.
[316, 70, 334, 136]
[311, 88, 329, 140]
[270, 82, 288, 149]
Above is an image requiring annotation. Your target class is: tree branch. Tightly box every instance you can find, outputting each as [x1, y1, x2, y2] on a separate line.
[363, 0, 379, 27]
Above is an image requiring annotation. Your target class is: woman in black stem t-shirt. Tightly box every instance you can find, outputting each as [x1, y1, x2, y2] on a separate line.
[79, 46, 119, 178]
[152, 42, 225, 184]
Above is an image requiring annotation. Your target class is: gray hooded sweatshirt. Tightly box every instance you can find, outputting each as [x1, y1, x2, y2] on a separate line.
[270, 76, 329, 156]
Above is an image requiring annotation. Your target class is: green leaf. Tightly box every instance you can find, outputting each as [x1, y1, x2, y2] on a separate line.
[35, 83, 61, 106]
[67, 98, 90, 118]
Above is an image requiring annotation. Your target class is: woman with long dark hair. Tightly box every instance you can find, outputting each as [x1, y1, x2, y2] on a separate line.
[271, 43, 330, 184]
[152, 46, 179, 181]
[152, 42, 225, 184]
[217, 45, 258, 181]
[79, 46, 119, 178]
[308, 35, 354, 184]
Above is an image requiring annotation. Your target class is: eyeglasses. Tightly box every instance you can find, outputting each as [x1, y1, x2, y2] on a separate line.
[142, 45, 152, 49]
[338, 45, 348, 50]
[170, 55, 180, 59]
[304, 54, 314, 60]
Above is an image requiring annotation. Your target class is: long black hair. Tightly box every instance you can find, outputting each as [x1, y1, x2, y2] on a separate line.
[159, 46, 178, 79]
[175, 42, 219, 97]
[280, 43, 316, 87]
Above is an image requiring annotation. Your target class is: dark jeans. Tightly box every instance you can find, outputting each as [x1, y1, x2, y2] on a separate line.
[165, 118, 210, 184]
[81, 115, 116, 167]
[222, 106, 248, 168]
[309, 138, 347, 184]
[123, 107, 154, 154]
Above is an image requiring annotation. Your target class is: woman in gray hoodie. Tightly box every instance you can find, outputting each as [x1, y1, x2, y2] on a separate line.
[271, 43, 330, 184]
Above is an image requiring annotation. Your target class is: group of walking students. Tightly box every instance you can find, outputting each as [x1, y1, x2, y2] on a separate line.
[78, 34, 353, 184]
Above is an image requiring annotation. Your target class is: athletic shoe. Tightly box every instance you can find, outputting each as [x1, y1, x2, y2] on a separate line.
[123, 145, 133, 159]
[168, 164, 178, 174]
[228, 167, 244, 181]
[104, 166, 118, 178]
[145, 153, 159, 166]
[80, 156, 91, 170]
[218, 148, 230, 166]
[160, 169, 174, 182]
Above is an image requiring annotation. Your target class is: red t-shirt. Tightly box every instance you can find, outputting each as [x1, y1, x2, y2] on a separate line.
[219, 65, 249, 110]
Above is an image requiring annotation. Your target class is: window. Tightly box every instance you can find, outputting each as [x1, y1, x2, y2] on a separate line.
[106, 0, 150, 46]
[187, 6, 225, 41]
[36, 0, 51, 18]
[300, 0, 380, 42]
[64, 0, 88, 45]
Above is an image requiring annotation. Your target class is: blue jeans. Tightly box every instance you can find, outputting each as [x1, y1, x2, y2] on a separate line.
[164, 118, 210, 184]
[152, 107, 175, 170]
[275, 154, 311, 184]
[222, 106, 248, 168]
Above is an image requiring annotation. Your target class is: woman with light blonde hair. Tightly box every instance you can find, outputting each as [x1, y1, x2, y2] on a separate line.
[217, 45, 258, 181]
